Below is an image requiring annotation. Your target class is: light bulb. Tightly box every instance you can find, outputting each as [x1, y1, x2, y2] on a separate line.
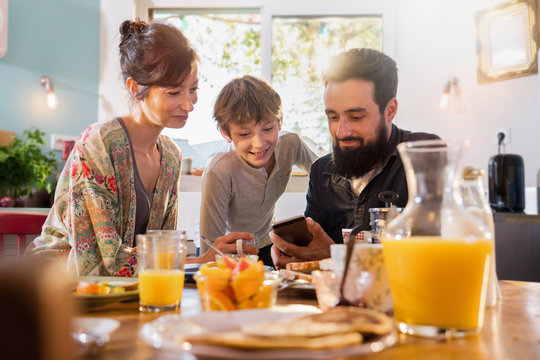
[47, 91, 57, 109]
[439, 91, 449, 110]
[439, 80, 451, 110]
[451, 79, 465, 115]
[40, 75, 57, 110]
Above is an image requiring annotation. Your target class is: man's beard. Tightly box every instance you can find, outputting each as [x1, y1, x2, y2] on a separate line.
[332, 117, 388, 179]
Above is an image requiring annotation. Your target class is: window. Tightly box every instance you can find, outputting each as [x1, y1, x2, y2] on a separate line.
[151, 10, 262, 147]
[137, 1, 395, 154]
[271, 16, 383, 149]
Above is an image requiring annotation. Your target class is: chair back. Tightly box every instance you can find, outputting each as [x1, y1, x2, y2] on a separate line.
[0, 212, 48, 258]
[0, 258, 75, 360]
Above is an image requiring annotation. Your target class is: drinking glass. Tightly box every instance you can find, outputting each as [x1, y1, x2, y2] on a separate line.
[382, 139, 493, 339]
[137, 233, 187, 312]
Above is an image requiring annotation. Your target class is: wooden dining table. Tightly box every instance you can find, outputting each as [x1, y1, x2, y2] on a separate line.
[78, 280, 540, 359]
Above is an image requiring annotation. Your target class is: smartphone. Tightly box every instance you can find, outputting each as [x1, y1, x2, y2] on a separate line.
[272, 215, 313, 246]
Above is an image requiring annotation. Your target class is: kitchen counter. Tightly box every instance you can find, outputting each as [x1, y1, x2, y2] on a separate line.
[494, 212, 540, 282]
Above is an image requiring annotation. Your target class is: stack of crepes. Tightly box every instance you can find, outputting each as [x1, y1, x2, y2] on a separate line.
[183, 306, 393, 350]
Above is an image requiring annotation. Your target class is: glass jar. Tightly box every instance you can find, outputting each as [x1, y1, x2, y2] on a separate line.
[381, 140, 493, 339]
[461, 167, 500, 307]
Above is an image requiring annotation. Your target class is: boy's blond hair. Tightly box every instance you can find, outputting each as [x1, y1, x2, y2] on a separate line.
[213, 75, 282, 136]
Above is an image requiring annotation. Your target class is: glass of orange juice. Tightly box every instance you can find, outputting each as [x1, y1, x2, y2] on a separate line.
[382, 139, 493, 339]
[137, 232, 187, 312]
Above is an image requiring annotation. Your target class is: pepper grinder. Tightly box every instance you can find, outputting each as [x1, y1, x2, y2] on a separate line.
[368, 191, 403, 243]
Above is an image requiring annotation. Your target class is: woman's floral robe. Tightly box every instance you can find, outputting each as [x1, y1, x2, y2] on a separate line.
[27, 119, 182, 277]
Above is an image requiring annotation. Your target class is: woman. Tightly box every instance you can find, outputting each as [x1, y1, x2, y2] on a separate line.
[27, 20, 256, 276]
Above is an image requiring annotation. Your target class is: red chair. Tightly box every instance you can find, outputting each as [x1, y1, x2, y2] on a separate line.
[0, 213, 48, 258]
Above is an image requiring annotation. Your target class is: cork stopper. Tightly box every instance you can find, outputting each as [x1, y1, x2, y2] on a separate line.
[463, 166, 484, 180]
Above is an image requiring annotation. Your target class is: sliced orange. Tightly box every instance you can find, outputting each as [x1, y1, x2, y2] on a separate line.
[205, 289, 235, 311]
[251, 284, 274, 308]
[198, 265, 231, 291]
[75, 282, 110, 295]
[237, 297, 255, 309]
[232, 262, 264, 301]
[199, 264, 231, 279]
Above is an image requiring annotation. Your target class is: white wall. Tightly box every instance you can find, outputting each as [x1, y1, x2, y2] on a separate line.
[394, 0, 540, 189]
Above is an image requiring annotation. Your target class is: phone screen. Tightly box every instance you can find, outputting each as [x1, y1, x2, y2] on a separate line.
[272, 215, 312, 246]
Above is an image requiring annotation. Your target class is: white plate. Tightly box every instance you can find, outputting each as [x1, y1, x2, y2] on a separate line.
[140, 306, 397, 360]
[286, 279, 316, 291]
[75, 276, 139, 308]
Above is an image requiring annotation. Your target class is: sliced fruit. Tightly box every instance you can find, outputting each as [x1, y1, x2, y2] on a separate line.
[106, 280, 139, 291]
[75, 282, 110, 295]
[199, 265, 231, 291]
[251, 284, 274, 308]
[205, 289, 236, 311]
[232, 261, 264, 301]
[237, 297, 255, 309]
[107, 286, 126, 293]
[222, 256, 238, 270]
[222, 284, 236, 303]
[231, 259, 251, 277]
[199, 264, 231, 279]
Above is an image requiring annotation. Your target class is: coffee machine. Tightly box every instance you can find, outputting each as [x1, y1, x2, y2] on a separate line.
[488, 132, 525, 212]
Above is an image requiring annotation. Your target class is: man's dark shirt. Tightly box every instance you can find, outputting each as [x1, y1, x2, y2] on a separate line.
[305, 124, 440, 243]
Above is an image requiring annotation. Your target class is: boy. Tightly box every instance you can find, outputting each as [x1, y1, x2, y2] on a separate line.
[199, 75, 318, 266]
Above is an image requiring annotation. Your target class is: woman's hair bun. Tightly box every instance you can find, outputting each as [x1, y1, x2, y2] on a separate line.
[119, 19, 148, 42]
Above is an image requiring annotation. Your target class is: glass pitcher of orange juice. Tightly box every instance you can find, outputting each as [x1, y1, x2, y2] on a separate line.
[381, 140, 492, 339]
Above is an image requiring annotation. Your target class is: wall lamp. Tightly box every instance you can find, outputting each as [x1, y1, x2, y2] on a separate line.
[40, 75, 57, 109]
[439, 77, 465, 115]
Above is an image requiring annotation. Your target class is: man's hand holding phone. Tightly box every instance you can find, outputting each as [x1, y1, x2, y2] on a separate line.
[270, 216, 335, 269]
[271, 215, 312, 246]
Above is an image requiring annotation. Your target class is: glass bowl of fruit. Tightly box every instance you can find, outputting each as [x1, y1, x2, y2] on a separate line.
[194, 257, 280, 311]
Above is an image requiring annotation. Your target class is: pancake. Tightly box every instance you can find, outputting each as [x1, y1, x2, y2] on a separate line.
[241, 306, 393, 337]
[185, 331, 363, 350]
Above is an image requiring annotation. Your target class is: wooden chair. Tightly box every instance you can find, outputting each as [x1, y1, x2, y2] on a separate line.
[0, 213, 47, 258]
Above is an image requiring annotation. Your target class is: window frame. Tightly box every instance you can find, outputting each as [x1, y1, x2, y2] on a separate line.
[134, 0, 396, 83]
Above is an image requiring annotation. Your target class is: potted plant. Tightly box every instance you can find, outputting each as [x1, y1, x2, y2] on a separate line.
[0, 128, 57, 207]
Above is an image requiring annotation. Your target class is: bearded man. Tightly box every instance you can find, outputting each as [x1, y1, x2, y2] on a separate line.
[270, 48, 439, 268]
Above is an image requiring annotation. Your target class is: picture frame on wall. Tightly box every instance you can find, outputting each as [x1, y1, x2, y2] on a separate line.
[475, 0, 538, 84]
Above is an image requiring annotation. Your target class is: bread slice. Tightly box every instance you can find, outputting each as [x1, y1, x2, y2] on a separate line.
[279, 269, 313, 282]
[285, 260, 320, 273]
